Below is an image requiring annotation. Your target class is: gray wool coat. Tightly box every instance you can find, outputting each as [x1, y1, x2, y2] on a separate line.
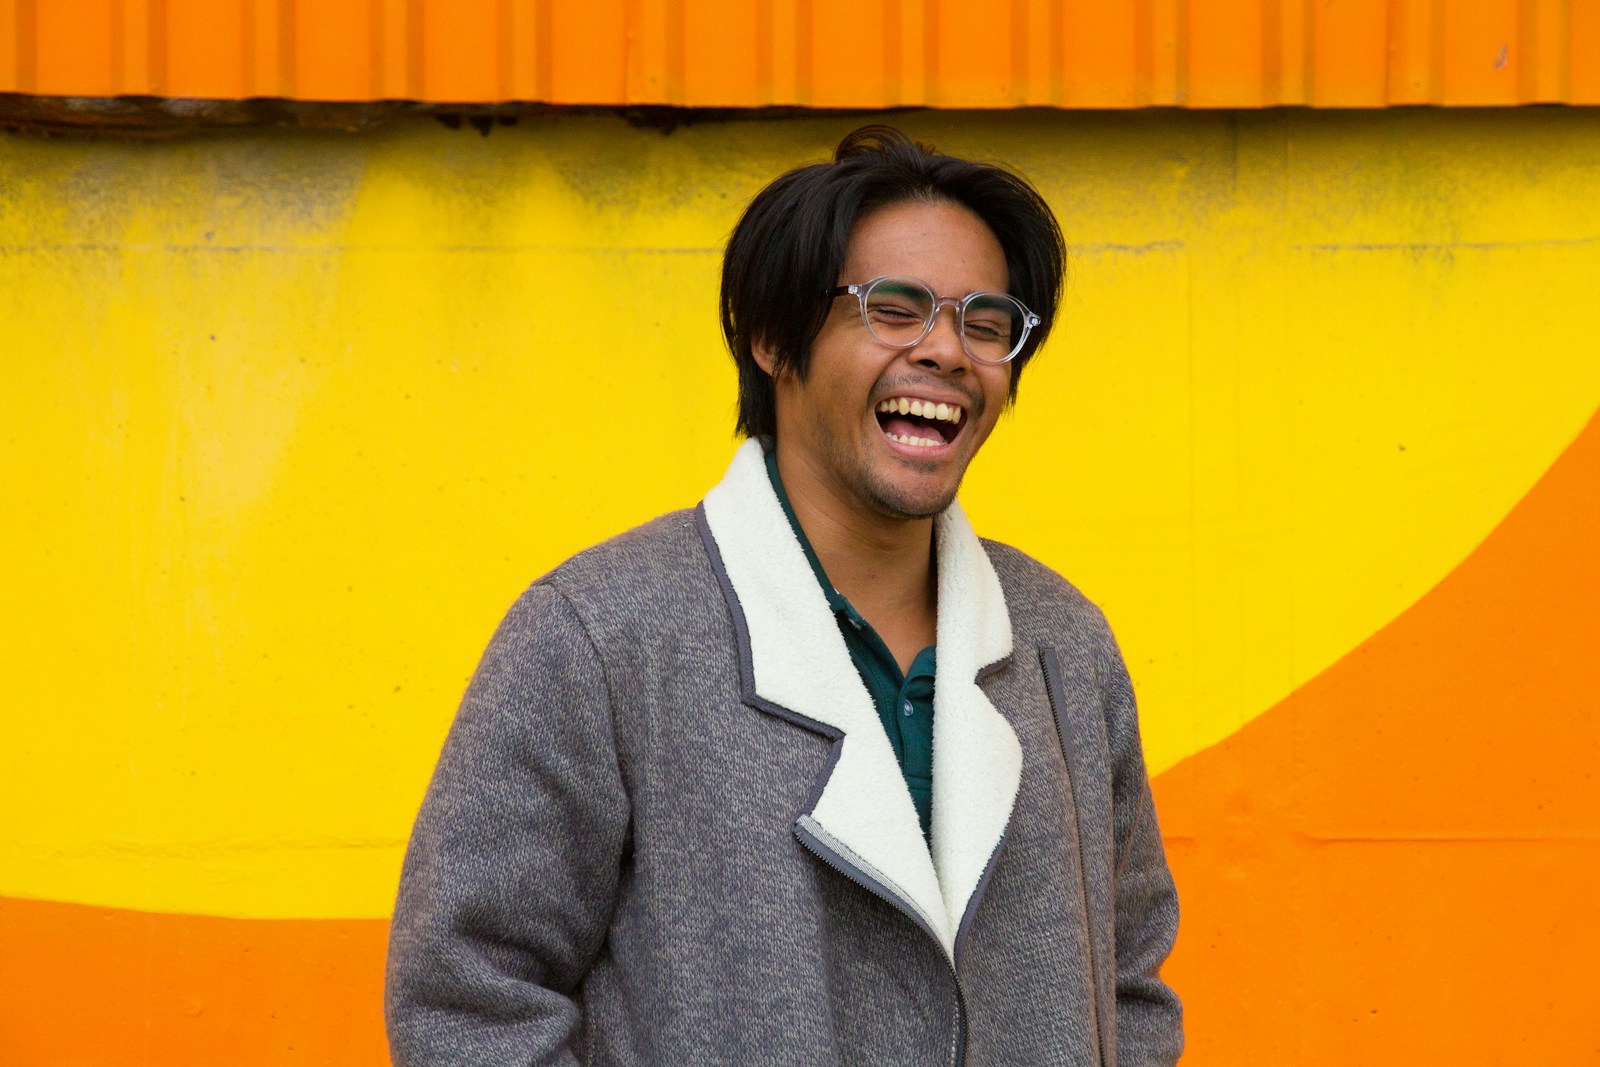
[386, 441, 1182, 1066]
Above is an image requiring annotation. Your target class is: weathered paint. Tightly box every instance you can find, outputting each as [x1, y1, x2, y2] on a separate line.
[2, 0, 1599, 106]
[1, 109, 1598, 1062]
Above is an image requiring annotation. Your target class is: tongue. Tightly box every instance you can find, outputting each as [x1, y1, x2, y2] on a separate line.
[882, 415, 949, 445]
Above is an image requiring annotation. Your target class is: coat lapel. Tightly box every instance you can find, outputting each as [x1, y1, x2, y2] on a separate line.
[700, 440, 1020, 959]
[928, 504, 1022, 952]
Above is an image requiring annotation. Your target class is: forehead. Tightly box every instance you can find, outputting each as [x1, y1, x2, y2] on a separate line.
[841, 198, 1009, 294]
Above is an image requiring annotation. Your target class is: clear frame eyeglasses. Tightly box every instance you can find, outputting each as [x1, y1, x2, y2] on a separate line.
[828, 275, 1042, 365]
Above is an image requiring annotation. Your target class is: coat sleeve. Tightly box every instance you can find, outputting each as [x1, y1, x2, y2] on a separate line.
[1097, 627, 1184, 1066]
[385, 581, 631, 1067]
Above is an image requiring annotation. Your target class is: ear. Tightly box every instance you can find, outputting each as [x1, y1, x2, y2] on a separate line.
[751, 338, 780, 378]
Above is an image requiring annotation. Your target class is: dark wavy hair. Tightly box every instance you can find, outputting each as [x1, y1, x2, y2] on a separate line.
[719, 126, 1066, 439]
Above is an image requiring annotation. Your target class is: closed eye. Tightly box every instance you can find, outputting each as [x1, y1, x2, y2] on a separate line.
[869, 306, 924, 323]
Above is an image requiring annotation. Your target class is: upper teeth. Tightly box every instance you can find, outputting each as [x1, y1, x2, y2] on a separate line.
[876, 398, 963, 424]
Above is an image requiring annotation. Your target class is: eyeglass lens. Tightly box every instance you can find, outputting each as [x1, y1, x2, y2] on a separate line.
[862, 277, 1025, 363]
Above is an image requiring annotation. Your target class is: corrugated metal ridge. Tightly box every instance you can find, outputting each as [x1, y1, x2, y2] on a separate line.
[1, 0, 1596, 108]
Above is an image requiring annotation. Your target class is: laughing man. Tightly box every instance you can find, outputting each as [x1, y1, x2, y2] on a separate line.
[386, 126, 1183, 1066]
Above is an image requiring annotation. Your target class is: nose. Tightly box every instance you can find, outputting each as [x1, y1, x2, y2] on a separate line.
[912, 300, 971, 372]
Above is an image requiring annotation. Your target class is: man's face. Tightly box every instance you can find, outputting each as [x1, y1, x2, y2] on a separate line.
[759, 198, 1014, 521]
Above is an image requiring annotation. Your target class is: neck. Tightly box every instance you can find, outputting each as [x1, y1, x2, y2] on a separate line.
[773, 446, 938, 661]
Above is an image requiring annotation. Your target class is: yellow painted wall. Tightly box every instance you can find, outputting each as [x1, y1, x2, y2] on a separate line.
[5, 106, 1600, 1067]
[3, 108, 1598, 935]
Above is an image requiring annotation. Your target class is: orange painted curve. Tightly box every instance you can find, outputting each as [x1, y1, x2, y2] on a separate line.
[5, 409, 1597, 1065]
[0, 896, 388, 1066]
[1154, 406, 1600, 1063]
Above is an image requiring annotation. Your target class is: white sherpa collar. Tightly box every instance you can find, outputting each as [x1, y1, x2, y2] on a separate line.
[700, 439, 1021, 960]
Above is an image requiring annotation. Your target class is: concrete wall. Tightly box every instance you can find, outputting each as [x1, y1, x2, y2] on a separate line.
[2, 108, 1597, 1063]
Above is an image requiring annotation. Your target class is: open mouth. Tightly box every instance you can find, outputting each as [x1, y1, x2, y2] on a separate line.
[874, 396, 965, 449]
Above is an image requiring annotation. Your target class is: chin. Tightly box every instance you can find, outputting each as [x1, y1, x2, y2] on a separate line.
[861, 474, 962, 521]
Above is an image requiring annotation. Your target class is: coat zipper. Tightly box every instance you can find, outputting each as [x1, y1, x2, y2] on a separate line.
[793, 817, 969, 1066]
[1039, 650, 1109, 1067]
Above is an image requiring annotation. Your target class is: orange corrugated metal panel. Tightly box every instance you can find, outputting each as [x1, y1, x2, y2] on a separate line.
[1578, 0, 1600, 100]
[1310, 0, 1383, 106]
[1, 0, 1596, 106]
[1061, 3, 1140, 107]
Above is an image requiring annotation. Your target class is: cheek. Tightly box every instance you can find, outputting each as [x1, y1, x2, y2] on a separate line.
[977, 368, 1013, 417]
[964, 372, 1010, 444]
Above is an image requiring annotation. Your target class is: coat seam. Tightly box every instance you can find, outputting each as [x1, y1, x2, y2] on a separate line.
[540, 575, 627, 778]
[1040, 647, 1110, 1067]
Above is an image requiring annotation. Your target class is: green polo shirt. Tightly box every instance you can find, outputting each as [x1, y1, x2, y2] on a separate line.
[765, 449, 937, 839]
